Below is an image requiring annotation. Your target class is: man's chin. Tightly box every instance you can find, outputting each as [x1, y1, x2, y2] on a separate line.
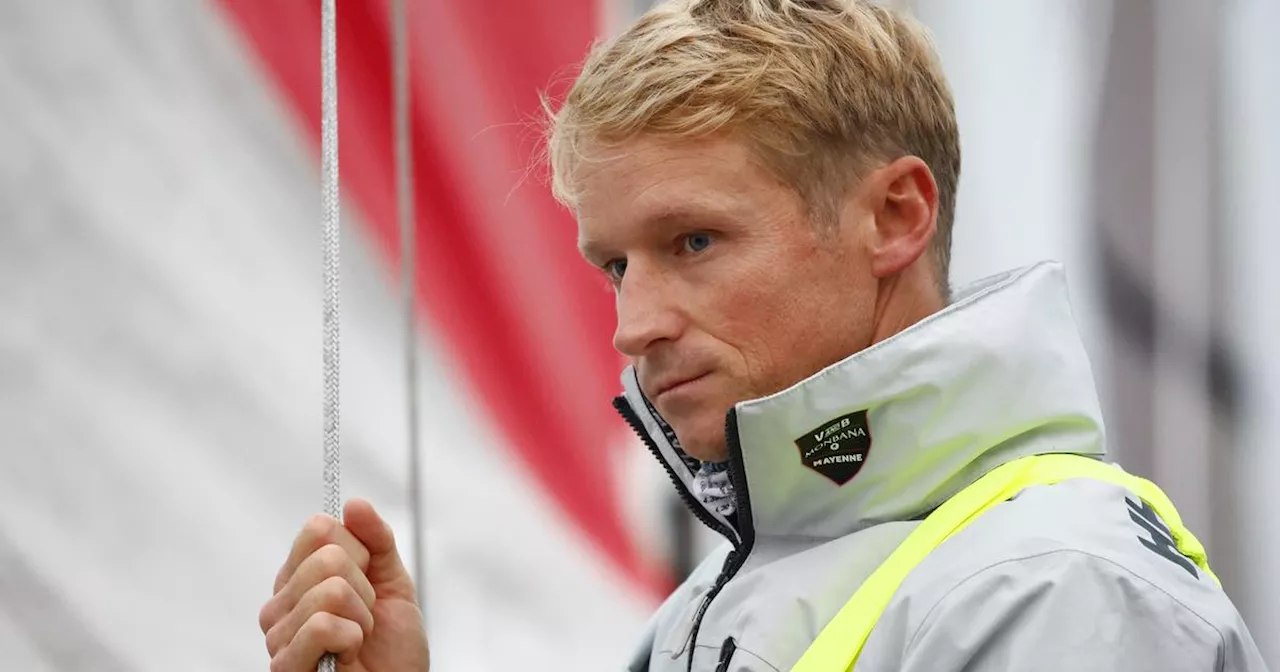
[675, 437, 729, 463]
[666, 407, 732, 462]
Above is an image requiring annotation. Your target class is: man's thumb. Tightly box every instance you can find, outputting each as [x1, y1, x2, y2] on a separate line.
[343, 498, 411, 586]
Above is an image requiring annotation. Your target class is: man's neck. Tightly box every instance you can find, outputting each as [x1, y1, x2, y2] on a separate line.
[869, 269, 945, 347]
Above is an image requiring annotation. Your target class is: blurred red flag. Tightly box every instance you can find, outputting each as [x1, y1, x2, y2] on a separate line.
[217, 0, 663, 596]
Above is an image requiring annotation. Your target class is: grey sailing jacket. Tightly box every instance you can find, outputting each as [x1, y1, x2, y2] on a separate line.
[616, 262, 1268, 672]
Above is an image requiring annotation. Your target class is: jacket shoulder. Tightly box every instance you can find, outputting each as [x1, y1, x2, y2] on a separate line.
[861, 477, 1266, 670]
[921, 476, 1228, 609]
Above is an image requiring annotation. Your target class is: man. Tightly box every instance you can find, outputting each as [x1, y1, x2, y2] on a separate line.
[258, 0, 1268, 670]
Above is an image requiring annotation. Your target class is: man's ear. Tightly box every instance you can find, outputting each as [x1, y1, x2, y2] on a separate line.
[861, 155, 938, 278]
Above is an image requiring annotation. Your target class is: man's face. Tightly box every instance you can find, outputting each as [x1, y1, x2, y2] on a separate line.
[575, 135, 882, 462]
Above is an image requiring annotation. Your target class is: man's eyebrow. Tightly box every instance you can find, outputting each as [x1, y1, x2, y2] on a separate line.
[645, 205, 735, 228]
[577, 238, 613, 266]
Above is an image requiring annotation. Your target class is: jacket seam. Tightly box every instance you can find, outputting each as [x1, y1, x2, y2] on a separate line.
[753, 532, 849, 544]
[754, 519, 925, 545]
[689, 642, 782, 672]
[901, 547, 1228, 656]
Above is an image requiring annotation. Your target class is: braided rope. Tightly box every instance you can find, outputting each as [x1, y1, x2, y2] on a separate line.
[320, 0, 340, 669]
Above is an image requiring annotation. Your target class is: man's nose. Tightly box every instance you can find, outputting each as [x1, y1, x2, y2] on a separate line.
[612, 268, 684, 357]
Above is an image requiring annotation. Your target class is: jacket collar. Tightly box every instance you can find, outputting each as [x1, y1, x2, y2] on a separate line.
[615, 261, 1108, 544]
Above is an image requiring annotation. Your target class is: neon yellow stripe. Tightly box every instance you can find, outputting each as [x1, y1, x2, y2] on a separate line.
[790, 454, 1217, 672]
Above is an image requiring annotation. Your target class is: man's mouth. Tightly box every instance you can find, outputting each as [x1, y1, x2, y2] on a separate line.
[651, 373, 711, 401]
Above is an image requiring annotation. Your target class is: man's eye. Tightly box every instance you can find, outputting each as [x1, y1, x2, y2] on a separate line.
[604, 259, 628, 281]
[683, 233, 713, 253]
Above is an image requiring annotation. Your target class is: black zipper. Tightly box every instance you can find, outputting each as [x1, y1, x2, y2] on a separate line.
[615, 396, 756, 672]
[678, 409, 754, 672]
[714, 637, 737, 672]
[613, 397, 738, 545]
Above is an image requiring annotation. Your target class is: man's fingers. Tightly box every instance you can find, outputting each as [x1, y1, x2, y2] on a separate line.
[343, 498, 409, 585]
[274, 512, 371, 594]
[268, 612, 364, 672]
[264, 575, 374, 658]
[260, 543, 376, 635]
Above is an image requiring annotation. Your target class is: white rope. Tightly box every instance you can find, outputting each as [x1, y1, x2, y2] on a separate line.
[392, 0, 427, 619]
[319, 0, 340, 669]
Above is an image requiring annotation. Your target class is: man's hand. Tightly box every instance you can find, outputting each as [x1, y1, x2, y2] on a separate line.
[259, 499, 429, 672]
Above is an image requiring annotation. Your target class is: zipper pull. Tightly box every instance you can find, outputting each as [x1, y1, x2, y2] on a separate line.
[715, 637, 737, 672]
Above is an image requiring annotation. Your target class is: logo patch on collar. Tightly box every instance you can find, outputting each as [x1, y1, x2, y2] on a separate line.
[794, 410, 871, 485]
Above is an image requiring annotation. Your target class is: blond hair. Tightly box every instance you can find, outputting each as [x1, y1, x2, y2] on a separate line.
[546, 0, 961, 289]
